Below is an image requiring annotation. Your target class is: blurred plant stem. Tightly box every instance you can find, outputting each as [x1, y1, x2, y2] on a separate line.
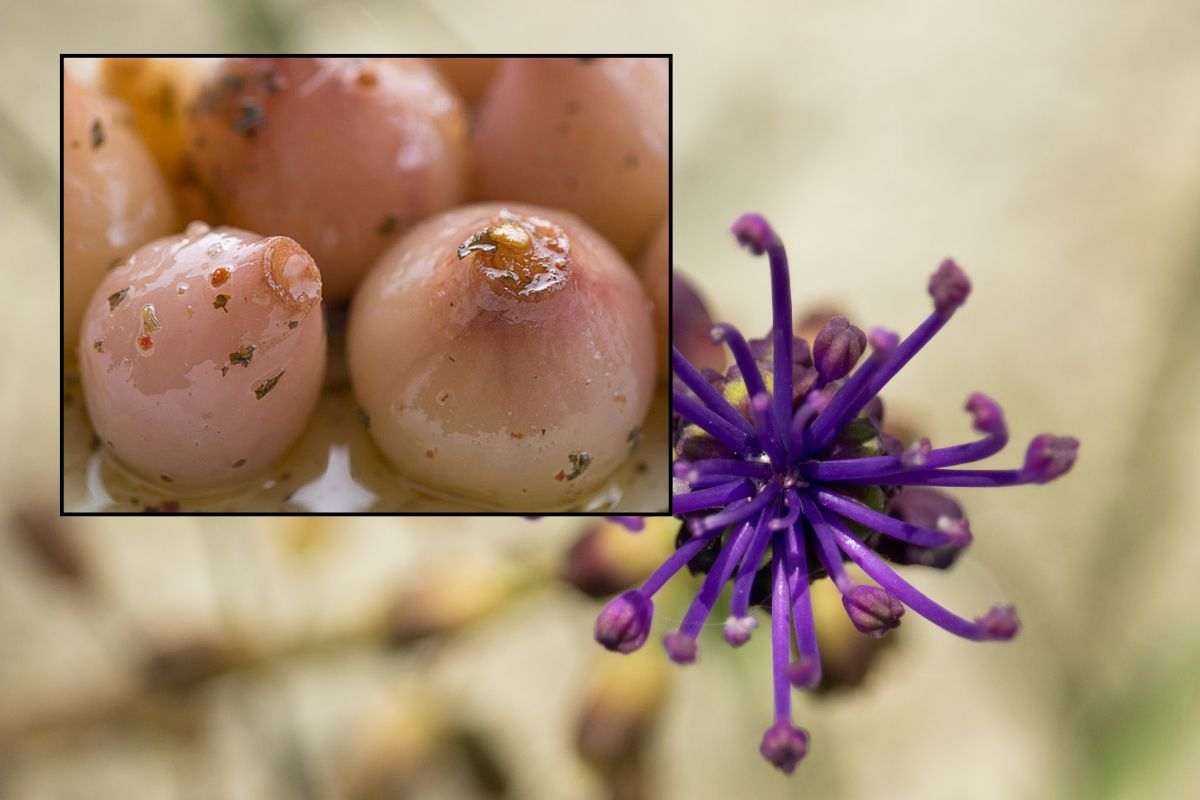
[0, 107, 56, 229]
[209, 0, 292, 51]
[1070, 209, 1200, 797]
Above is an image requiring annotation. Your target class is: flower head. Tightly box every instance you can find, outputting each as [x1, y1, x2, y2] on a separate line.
[596, 213, 1079, 773]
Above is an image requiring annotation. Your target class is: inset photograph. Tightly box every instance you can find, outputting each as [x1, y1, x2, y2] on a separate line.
[61, 56, 670, 514]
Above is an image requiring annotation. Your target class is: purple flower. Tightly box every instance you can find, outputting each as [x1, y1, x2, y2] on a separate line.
[594, 213, 1079, 773]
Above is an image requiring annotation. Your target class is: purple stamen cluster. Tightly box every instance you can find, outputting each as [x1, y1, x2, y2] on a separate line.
[595, 213, 1079, 774]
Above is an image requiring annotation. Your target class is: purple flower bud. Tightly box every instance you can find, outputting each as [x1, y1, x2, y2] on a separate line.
[723, 614, 758, 647]
[867, 327, 900, 354]
[812, 315, 867, 381]
[595, 591, 653, 654]
[935, 514, 973, 546]
[901, 437, 932, 467]
[759, 721, 809, 774]
[976, 605, 1019, 640]
[674, 273, 726, 374]
[730, 213, 781, 256]
[663, 630, 698, 664]
[842, 585, 905, 637]
[886, 488, 972, 569]
[965, 392, 1005, 436]
[786, 656, 820, 689]
[928, 258, 971, 314]
[1021, 434, 1080, 483]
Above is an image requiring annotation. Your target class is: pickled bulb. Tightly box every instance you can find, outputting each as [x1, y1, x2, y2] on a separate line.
[78, 225, 326, 491]
[348, 203, 656, 509]
[63, 74, 176, 354]
[471, 57, 668, 258]
[185, 57, 469, 302]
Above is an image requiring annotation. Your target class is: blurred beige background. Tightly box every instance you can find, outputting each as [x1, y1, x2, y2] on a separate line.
[3, 1, 1200, 798]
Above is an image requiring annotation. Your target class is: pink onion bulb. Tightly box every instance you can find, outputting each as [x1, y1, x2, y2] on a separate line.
[79, 223, 326, 491]
[64, 74, 176, 354]
[471, 57, 668, 258]
[348, 203, 656, 509]
[186, 57, 468, 302]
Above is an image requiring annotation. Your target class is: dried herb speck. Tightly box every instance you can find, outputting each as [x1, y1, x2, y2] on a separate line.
[232, 458, 246, 468]
[229, 345, 256, 368]
[141, 304, 161, 334]
[626, 426, 641, 446]
[213, 294, 229, 312]
[557, 451, 592, 481]
[287, 320, 299, 329]
[90, 119, 105, 149]
[257, 68, 282, 95]
[107, 287, 130, 311]
[233, 99, 264, 137]
[92, 340, 104, 353]
[355, 407, 371, 428]
[377, 213, 399, 236]
[254, 371, 284, 399]
[160, 474, 174, 483]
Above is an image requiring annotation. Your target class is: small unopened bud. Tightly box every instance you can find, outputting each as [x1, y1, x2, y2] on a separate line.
[562, 521, 659, 599]
[595, 591, 653, 654]
[976, 605, 1020, 640]
[731, 213, 781, 255]
[928, 258, 971, 313]
[662, 630, 698, 664]
[965, 392, 1006, 436]
[674, 272, 726, 374]
[886, 488, 972, 569]
[867, 327, 900, 355]
[813, 316, 867, 381]
[759, 721, 809, 774]
[842, 585, 904, 637]
[576, 648, 669, 771]
[900, 437, 932, 467]
[385, 564, 520, 646]
[786, 656, 820, 689]
[1022, 434, 1079, 483]
[723, 614, 758, 647]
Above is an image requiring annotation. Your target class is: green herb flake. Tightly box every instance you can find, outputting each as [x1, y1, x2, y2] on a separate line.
[107, 287, 130, 311]
[213, 294, 229, 312]
[254, 371, 284, 400]
[90, 119, 105, 149]
[92, 340, 104, 353]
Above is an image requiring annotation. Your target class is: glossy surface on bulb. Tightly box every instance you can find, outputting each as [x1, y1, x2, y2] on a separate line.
[471, 57, 668, 257]
[64, 75, 176, 354]
[186, 57, 468, 302]
[636, 220, 669, 382]
[348, 203, 656, 509]
[79, 224, 326, 491]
